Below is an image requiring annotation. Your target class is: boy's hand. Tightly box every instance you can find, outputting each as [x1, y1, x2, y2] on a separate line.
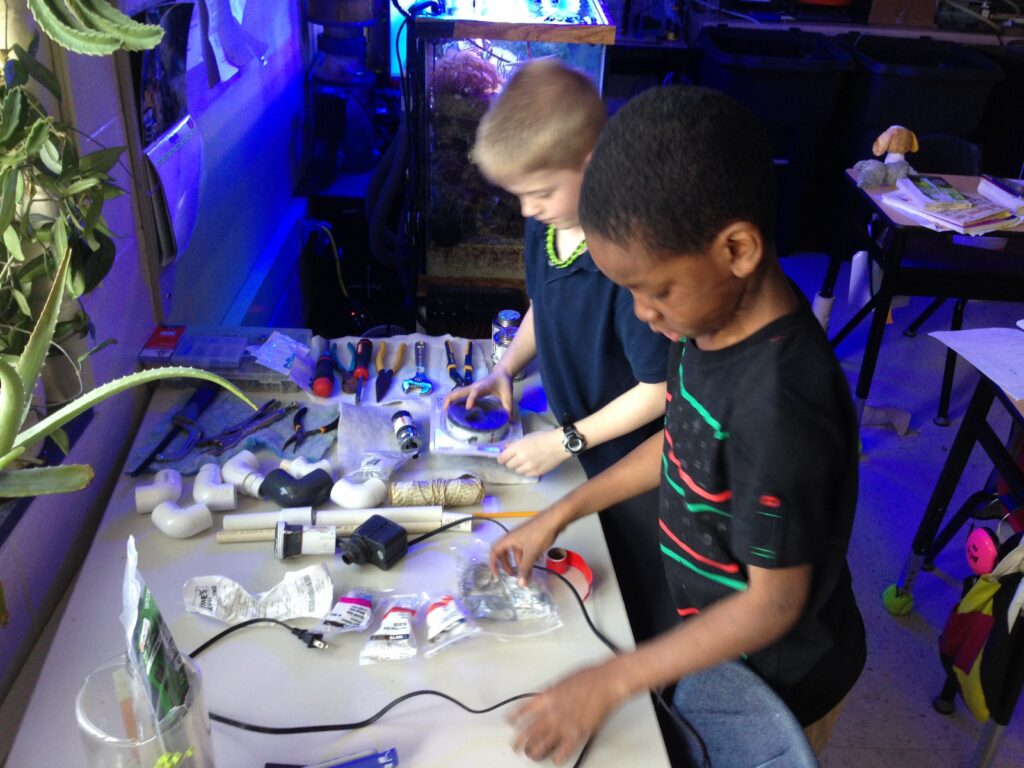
[498, 429, 569, 477]
[443, 368, 514, 413]
[509, 663, 629, 764]
[490, 511, 564, 584]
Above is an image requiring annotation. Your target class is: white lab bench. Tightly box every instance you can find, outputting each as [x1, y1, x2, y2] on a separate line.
[7, 339, 671, 768]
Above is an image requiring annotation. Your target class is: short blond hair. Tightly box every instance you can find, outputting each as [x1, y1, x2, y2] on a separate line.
[470, 58, 605, 180]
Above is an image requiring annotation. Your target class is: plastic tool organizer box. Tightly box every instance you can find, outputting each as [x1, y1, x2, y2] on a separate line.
[170, 325, 313, 392]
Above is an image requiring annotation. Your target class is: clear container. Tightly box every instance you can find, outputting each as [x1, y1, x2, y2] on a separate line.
[76, 653, 215, 768]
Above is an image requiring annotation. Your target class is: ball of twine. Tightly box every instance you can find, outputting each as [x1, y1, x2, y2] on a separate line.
[388, 474, 484, 507]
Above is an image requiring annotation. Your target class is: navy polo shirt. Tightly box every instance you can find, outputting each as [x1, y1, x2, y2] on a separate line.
[523, 218, 670, 477]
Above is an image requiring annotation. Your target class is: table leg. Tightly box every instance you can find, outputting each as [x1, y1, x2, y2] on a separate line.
[888, 377, 995, 608]
[853, 230, 906, 409]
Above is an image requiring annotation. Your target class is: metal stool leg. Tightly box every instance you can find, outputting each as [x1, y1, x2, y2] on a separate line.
[904, 297, 946, 337]
[935, 299, 968, 427]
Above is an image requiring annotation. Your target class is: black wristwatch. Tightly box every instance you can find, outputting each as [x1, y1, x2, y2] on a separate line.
[561, 416, 587, 456]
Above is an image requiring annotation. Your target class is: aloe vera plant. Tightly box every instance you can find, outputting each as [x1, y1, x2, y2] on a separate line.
[0, 5, 252, 497]
[0, 230, 254, 496]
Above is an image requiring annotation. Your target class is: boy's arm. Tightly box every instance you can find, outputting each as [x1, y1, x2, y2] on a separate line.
[491, 432, 663, 578]
[509, 562, 813, 764]
[574, 380, 666, 446]
[499, 380, 666, 477]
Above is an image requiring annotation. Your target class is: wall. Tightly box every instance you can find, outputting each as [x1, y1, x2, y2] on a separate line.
[159, 2, 310, 326]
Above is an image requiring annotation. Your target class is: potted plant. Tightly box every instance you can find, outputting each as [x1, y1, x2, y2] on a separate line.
[0, 3, 253, 496]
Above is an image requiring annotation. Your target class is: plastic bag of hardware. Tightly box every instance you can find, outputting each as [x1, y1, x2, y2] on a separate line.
[457, 550, 562, 638]
[249, 331, 315, 392]
[422, 594, 480, 657]
[359, 595, 423, 664]
[313, 589, 376, 637]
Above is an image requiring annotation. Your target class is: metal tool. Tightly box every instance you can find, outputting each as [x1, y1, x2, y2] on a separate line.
[402, 340, 433, 395]
[462, 340, 474, 386]
[375, 340, 406, 403]
[128, 383, 220, 476]
[283, 406, 340, 452]
[444, 339, 475, 388]
[352, 338, 372, 404]
[195, 400, 297, 456]
[312, 344, 335, 398]
[331, 342, 358, 394]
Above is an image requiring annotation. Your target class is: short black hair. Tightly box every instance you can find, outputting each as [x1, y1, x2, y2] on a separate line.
[579, 85, 777, 258]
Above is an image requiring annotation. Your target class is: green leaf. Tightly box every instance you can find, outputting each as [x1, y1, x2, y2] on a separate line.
[67, 230, 114, 297]
[49, 426, 70, 456]
[39, 140, 62, 175]
[9, 367, 255, 458]
[10, 288, 30, 317]
[24, 118, 52, 157]
[64, 177, 99, 195]
[78, 146, 125, 175]
[76, 337, 116, 365]
[0, 358, 25, 454]
[0, 464, 94, 496]
[0, 89, 25, 146]
[13, 220, 72, 428]
[25, 0, 121, 56]
[3, 226, 25, 262]
[0, 171, 17, 233]
[11, 44, 61, 101]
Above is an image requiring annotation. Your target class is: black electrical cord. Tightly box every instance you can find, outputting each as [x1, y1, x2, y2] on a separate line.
[188, 515, 709, 768]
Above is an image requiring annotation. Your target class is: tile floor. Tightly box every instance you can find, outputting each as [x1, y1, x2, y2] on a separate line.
[780, 253, 1023, 768]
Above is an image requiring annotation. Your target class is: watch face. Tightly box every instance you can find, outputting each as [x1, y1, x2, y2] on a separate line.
[563, 431, 584, 454]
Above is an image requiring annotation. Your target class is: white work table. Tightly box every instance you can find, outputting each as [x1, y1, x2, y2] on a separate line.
[8, 357, 671, 768]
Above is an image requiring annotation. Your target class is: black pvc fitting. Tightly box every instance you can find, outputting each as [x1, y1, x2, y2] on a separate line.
[259, 468, 333, 508]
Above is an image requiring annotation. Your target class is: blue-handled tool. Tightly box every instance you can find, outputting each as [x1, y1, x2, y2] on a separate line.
[128, 383, 219, 475]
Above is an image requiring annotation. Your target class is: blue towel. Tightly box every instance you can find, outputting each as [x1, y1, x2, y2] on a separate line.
[126, 395, 337, 476]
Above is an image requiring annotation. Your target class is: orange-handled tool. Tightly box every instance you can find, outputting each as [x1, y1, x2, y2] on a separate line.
[353, 337, 372, 404]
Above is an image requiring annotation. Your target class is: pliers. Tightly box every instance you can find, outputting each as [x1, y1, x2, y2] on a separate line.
[444, 339, 475, 388]
[196, 400, 298, 456]
[283, 406, 340, 452]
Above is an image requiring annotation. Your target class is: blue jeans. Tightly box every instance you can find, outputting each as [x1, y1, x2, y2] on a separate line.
[671, 660, 819, 768]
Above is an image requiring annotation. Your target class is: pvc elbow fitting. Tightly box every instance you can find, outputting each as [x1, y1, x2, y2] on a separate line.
[259, 468, 333, 508]
[279, 456, 333, 480]
[152, 500, 213, 539]
[330, 476, 387, 509]
[222, 450, 265, 498]
[193, 463, 237, 511]
[135, 469, 182, 514]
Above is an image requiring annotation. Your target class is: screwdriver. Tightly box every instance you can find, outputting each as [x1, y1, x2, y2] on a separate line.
[352, 338, 372, 404]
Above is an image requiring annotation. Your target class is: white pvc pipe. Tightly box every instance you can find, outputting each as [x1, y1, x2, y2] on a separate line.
[222, 450, 264, 498]
[316, 506, 471, 535]
[193, 463, 236, 511]
[152, 500, 213, 539]
[330, 476, 387, 509]
[221, 507, 314, 531]
[279, 456, 334, 479]
[135, 469, 182, 514]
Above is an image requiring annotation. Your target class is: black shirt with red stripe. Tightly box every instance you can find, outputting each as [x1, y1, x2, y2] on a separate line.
[659, 302, 866, 725]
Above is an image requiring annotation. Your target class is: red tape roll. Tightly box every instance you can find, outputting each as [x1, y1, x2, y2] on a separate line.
[545, 547, 594, 601]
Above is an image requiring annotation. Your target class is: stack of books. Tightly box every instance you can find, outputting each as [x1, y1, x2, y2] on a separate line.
[881, 174, 1020, 235]
[976, 174, 1024, 216]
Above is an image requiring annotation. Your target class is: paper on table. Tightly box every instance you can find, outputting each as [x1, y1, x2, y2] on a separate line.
[930, 325, 1024, 405]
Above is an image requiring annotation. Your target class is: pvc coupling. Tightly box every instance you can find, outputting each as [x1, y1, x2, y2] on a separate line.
[193, 463, 237, 511]
[135, 469, 182, 514]
[222, 450, 265, 498]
